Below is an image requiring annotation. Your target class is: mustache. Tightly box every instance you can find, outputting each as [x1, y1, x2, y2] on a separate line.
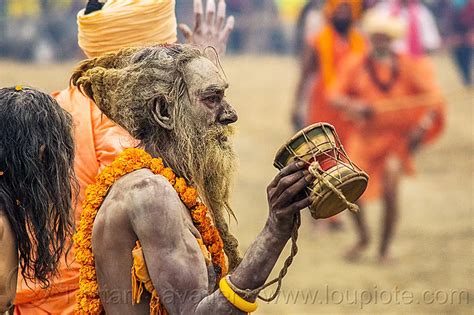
[204, 124, 235, 142]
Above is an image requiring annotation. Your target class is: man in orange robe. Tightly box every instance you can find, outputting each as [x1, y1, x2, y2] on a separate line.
[293, 0, 366, 141]
[14, 1, 235, 313]
[293, 0, 366, 230]
[329, 9, 445, 263]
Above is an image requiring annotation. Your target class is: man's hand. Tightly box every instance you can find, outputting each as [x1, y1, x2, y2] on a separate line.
[178, 0, 235, 55]
[409, 110, 437, 153]
[266, 161, 314, 237]
[408, 126, 426, 153]
[331, 96, 374, 122]
[345, 102, 374, 121]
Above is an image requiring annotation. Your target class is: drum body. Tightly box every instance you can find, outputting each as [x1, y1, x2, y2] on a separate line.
[274, 123, 368, 219]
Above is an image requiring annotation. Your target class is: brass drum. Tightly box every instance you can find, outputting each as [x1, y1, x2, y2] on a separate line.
[274, 123, 369, 219]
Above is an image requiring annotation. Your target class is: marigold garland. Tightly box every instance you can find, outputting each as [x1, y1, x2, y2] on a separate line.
[73, 148, 227, 314]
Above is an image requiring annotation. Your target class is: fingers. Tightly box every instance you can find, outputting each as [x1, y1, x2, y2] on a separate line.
[221, 16, 235, 42]
[269, 160, 306, 189]
[206, 0, 216, 27]
[216, 0, 226, 30]
[274, 172, 314, 207]
[272, 169, 308, 200]
[178, 24, 193, 42]
[290, 196, 313, 212]
[194, 0, 204, 31]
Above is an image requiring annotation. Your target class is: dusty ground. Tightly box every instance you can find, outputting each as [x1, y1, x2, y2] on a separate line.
[1, 54, 472, 314]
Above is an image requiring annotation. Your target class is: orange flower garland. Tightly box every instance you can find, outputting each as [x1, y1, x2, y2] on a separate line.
[74, 148, 227, 314]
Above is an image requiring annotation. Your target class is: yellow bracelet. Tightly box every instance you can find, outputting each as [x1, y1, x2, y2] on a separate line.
[219, 277, 258, 313]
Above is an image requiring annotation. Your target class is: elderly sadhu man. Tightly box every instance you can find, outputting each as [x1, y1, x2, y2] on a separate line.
[70, 44, 315, 314]
[14, 1, 234, 313]
[329, 9, 445, 263]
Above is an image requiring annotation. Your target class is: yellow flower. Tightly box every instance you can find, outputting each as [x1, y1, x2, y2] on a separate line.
[161, 167, 176, 185]
[174, 177, 187, 195]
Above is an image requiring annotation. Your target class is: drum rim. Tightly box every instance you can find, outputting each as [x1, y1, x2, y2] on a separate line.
[273, 122, 336, 169]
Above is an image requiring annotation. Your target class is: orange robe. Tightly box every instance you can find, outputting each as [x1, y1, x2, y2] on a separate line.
[14, 86, 134, 314]
[330, 53, 445, 200]
[307, 24, 366, 143]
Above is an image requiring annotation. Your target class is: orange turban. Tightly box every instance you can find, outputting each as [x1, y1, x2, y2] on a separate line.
[324, 0, 363, 20]
[77, 0, 177, 58]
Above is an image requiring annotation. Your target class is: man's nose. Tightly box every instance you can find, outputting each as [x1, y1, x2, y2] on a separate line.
[218, 103, 238, 125]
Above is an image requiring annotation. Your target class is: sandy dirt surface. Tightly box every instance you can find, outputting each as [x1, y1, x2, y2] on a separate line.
[1, 54, 472, 314]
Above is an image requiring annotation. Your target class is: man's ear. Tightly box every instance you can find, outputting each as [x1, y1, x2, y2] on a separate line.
[150, 96, 174, 130]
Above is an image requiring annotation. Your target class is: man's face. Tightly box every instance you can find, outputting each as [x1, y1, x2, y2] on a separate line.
[371, 33, 393, 56]
[166, 57, 237, 215]
[331, 3, 353, 33]
[183, 57, 238, 147]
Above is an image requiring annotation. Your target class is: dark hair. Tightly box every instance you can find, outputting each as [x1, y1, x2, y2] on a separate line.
[0, 87, 76, 287]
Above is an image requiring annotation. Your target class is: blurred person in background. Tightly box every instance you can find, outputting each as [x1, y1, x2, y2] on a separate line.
[362, 0, 380, 10]
[0, 87, 75, 313]
[294, 0, 325, 56]
[2, 0, 41, 60]
[372, 0, 441, 57]
[292, 0, 325, 138]
[329, 9, 445, 263]
[1, 0, 83, 61]
[293, 0, 366, 140]
[448, 0, 473, 86]
[13, 1, 235, 314]
[293, 0, 366, 230]
[432, 0, 473, 86]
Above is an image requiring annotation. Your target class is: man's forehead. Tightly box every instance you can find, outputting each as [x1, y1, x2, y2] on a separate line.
[184, 57, 228, 92]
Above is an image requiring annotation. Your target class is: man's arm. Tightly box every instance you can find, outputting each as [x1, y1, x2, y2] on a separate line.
[293, 45, 318, 130]
[406, 59, 446, 151]
[129, 162, 312, 314]
[328, 55, 374, 121]
[0, 212, 18, 313]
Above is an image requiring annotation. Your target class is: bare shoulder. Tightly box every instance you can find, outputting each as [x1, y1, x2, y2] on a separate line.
[112, 169, 183, 221]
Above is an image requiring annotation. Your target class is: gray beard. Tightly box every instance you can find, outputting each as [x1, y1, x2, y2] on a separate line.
[143, 104, 241, 270]
[150, 110, 237, 220]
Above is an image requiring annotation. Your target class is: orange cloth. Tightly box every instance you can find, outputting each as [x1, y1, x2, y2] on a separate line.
[323, 0, 363, 20]
[330, 53, 445, 200]
[14, 86, 134, 314]
[78, 0, 177, 58]
[307, 24, 367, 143]
[130, 239, 211, 314]
[131, 241, 168, 315]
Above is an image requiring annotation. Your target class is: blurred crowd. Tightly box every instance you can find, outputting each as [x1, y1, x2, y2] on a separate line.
[294, 0, 473, 85]
[0, 0, 472, 84]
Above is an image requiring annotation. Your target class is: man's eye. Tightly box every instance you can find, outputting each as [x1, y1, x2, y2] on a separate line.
[206, 95, 222, 103]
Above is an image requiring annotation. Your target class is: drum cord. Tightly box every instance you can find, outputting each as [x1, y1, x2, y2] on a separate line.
[308, 162, 360, 214]
[232, 212, 301, 302]
[231, 162, 359, 302]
